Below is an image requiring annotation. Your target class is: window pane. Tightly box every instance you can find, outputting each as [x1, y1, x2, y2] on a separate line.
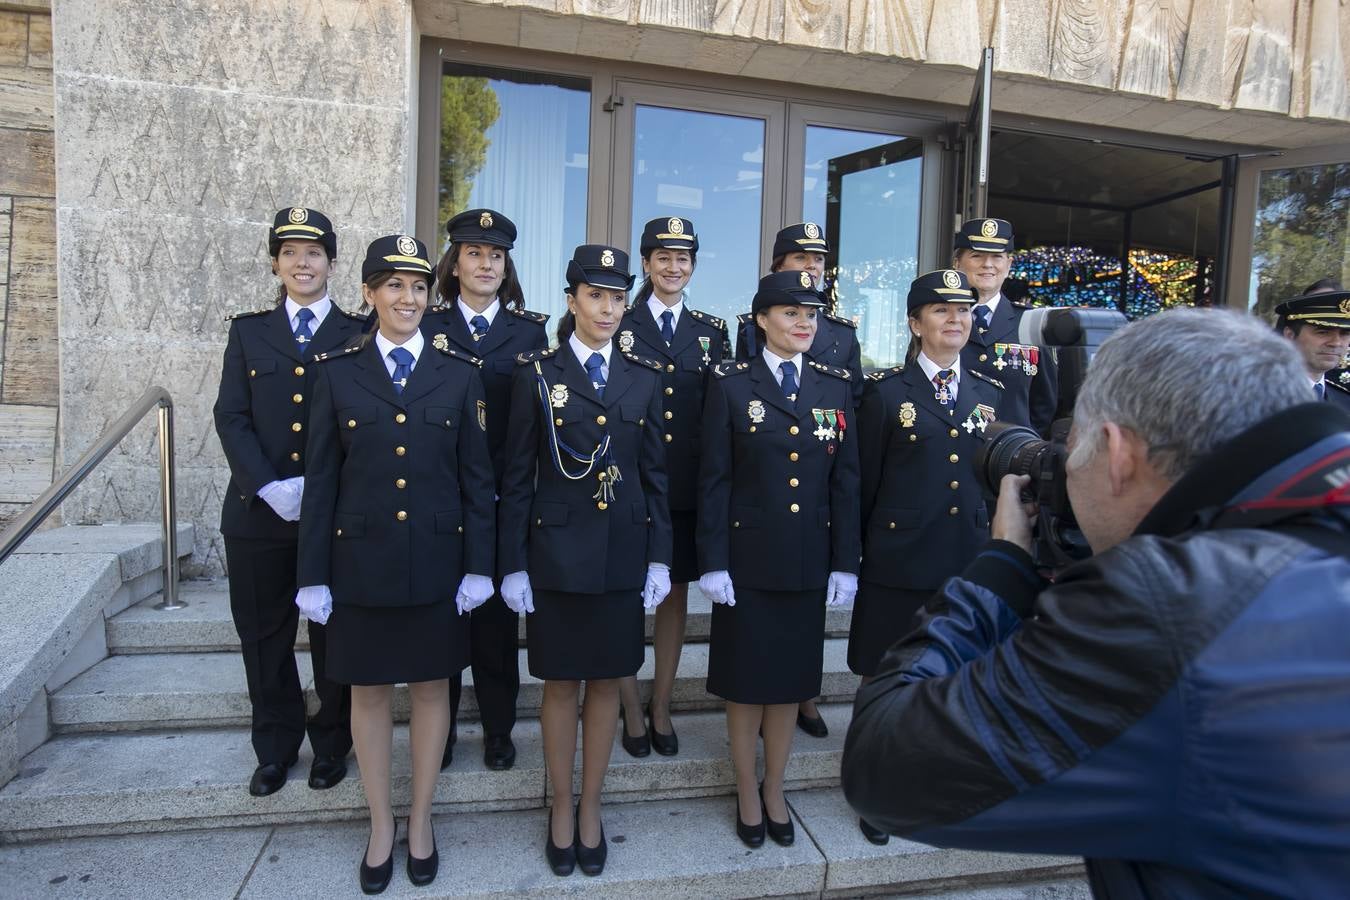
[630, 105, 764, 326]
[439, 64, 589, 324]
[1251, 162, 1350, 316]
[806, 126, 920, 368]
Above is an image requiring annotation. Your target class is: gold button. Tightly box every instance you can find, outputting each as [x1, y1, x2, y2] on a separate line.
[347, 419, 357, 429]
[789, 477, 799, 487]
[789, 425, 799, 435]
[733, 521, 740, 528]
[949, 453, 959, 463]
[789, 503, 800, 513]
[395, 413, 407, 424]
[292, 394, 303, 404]
[909, 434, 917, 442]
[789, 452, 799, 461]
[666, 364, 675, 372]
[597, 501, 608, 510]
[664, 434, 672, 443]
[639, 418, 644, 426]
[664, 387, 673, 396]
[950, 480, 959, 489]
[336, 528, 343, 537]
[290, 452, 300, 461]
[294, 366, 305, 376]
[749, 425, 756, 433]
[249, 369, 257, 377]
[396, 511, 407, 521]
[291, 422, 302, 432]
[396, 478, 406, 489]
[664, 411, 673, 420]
[556, 418, 564, 426]
[457, 526, 464, 534]
[395, 446, 406, 456]
[979, 354, 988, 362]
[888, 522, 896, 529]
[950, 428, 959, 438]
[596, 415, 607, 425]
[949, 507, 959, 515]
[536, 518, 543, 526]
[445, 420, 451, 427]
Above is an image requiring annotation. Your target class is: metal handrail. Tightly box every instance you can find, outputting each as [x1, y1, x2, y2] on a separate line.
[0, 386, 184, 610]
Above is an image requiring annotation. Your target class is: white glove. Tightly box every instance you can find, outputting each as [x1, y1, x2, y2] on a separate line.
[699, 570, 736, 607]
[500, 570, 534, 614]
[825, 571, 858, 607]
[455, 574, 495, 615]
[643, 563, 671, 610]
[295, 584, 333, 624]
[258, 479, 302, 522]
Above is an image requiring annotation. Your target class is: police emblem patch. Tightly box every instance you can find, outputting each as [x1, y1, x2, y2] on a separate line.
[1340, 297, 1350, 315]
[618, 330, 635, 352]
[668, 217, 683, 235]
[550, 384, 569, 408]
[748, 400, 765, 424]
[600, 249, 615, 268]
[943, 270, 961, 289]
[804, 222, 820, 240]
[981, 219, 998, 238]
[288, 207, 308, 224]
[432, 333, 449, 352]
[396, 235, 418, 256]
[479, 211, 493, 229]
[898, 402, 917, 428]
[477, 399, 487, 432]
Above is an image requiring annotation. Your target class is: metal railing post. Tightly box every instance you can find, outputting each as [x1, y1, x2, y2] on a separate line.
[154, 398, 184, 610]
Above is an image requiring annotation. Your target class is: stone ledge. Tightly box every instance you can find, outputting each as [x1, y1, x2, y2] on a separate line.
[13, 522, 193, 583]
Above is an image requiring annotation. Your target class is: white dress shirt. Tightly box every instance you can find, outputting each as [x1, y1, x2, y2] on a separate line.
[285, 295, 331, 334]
[458, 296, 499, 331]
[647, 294, 684, 336]
[569, 333, 612, 388]
[917, 352, 961, 403]
[374, 329, 424, 379]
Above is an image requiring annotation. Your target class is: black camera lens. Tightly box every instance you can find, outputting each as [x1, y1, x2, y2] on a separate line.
[974, 422, 1053, 495]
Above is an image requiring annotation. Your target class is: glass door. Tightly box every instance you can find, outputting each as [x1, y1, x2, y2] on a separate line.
[610, 84, 784, 327]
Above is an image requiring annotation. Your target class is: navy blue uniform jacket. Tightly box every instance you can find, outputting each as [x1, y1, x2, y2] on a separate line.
[960, 298, 1058, 434]
[736, 311, 865, 405]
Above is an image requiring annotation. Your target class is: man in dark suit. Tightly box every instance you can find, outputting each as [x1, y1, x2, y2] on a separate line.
[1273, 288, 1350, 411]
[953, 218, 1059, 434]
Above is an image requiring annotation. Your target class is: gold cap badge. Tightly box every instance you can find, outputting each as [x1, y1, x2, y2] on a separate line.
[981, 219, 999, 238]
[799, 271, 813, 288]
[479, 211, 493, 229]
[1341, 297, 1350, 315]
[943, 270, 961, 289]
[804, 222, 820, 240]
[600, 249, 615, 268]
[288, 207, 308, 224]
[668, 217, 684, 235]
[396, 235, 418, 256]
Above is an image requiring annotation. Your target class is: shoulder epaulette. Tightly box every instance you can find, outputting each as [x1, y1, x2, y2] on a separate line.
[508, 307, 549, 324]
[736, 312, 754, 325]
[866, 365, 905, 382]
[312, 343, 363, 363]
[1328, 378, 1350, 396]
[622, 351, 662, 372]
[822, 311, 856, 328]
[1011, 300, 1032, 310]
[713, 361, 751, 378]
[808, 360, 850, 380]
[426, 303, 452, 314]
[434, 344, 483, 367]
[1338, 370, 1350, 385]
[225, 307, 272, 321]
[337, 306, 368, 321]
[516, 347, 557, 365]
[968, 368, 1005, 390]
[688, 307, 726, 331]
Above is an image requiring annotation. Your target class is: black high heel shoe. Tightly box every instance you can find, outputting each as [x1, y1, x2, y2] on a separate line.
[575, 806, 608, 876]
[647, 702, 678, 756]
[619, 706, 651, 758]
[859, 817, 890, 845]
[406, 817, 439, 886]
[760, 784, 794, 847]
[544, 806, 576, 876]
[736, 795, 765, 848]
[359, 816, 395, 895]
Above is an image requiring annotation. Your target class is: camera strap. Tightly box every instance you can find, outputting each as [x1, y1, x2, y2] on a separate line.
[1208, 441, 1350, 550]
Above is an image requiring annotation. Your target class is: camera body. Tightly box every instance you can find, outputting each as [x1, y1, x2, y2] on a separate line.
[976, 307, 1128, 566]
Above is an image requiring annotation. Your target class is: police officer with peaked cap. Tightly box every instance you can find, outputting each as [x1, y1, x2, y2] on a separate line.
[423, 208, 550, 772]
[213, 206, 357, 797]
[1273, 287, 1350, 410]
[698, 270, 861, 849]
[614, 216, 730, 758]
[953, 218, 1058, 434]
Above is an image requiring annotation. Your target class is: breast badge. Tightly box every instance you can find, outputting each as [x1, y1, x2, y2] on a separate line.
[432, 333, 449, 352]
[550, 384, 569, 408]
[618, 330, 635, 352]
[898, 402, 917, 428]
[747, 399, 766, 424]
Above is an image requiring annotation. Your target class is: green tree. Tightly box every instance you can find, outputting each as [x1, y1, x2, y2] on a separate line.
[438, 77, 500, 233]
[1251, 163, 1350, 318]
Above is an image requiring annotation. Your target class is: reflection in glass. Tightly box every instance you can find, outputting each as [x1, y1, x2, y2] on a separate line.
[630, 106, 764, 327]
[1251, 163, 1350, 317]
[806, 126, 920, 368]
[439, 65, 589, 325]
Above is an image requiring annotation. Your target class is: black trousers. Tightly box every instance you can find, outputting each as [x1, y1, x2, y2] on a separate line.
[448, 593, 521, 740]
[224, 537, 352, 765]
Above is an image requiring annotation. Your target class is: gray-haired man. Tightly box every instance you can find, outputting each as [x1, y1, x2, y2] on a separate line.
[843, 308, 1350, 899]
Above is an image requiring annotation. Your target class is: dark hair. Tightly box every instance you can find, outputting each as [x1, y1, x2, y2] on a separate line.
[905, 319, 923, 366]
[1303, 278, 1344, 295]
[434, 242, 525, 310]
[633, 247, 697, 306]
[555, 309, 575, 344]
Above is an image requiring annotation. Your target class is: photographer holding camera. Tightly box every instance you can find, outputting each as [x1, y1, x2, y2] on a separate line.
[842, 308, 1350, 898]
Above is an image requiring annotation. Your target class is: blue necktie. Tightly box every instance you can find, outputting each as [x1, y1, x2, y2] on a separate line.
[1314, 382, 1325, 401]
[585, 352, 606, 399]
[294, 307, 315, 350]
[389, 347, 413, 395]
[780, 360, 798, 404]
[660, 309, 675, 345]
[973, 304, 991, 333]
[470, 314, 490, 341]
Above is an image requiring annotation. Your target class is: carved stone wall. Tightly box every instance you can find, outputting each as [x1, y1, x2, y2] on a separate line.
[52, 0, 414, 575]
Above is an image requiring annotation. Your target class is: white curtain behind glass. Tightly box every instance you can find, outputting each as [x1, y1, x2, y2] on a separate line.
[468, 82, 575, 331]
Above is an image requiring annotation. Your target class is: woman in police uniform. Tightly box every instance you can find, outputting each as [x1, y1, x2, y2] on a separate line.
[213, 207, 359, 799]
[615, 217, 730, 758]
[497, 245, 672, 877]
[848, 269, 1003, 845]
[424, 208, 549, 773]
[296, 235, 496, 893]
[734, 222, 863, 739]
[698, 271, 860, 848]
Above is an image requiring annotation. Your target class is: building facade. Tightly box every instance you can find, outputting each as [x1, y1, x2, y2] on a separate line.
[4, 0, 1347, 573]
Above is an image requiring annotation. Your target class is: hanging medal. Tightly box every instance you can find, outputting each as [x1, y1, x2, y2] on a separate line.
[834, 408, 847, 443]
[1027, 346, 1039, 376]
[698, 335, 711, 366]
[993, 343, 1007, 371]
[812, 408, 836, 441]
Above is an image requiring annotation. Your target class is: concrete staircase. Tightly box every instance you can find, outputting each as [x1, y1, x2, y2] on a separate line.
[0, 577, 1086, 898]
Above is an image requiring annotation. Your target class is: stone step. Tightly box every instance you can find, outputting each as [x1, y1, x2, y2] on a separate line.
[107, 581, 857, 654]
[50, 641, 861, 734]
[0, 789, 1086, 898]
[3, 705, 856, 841]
